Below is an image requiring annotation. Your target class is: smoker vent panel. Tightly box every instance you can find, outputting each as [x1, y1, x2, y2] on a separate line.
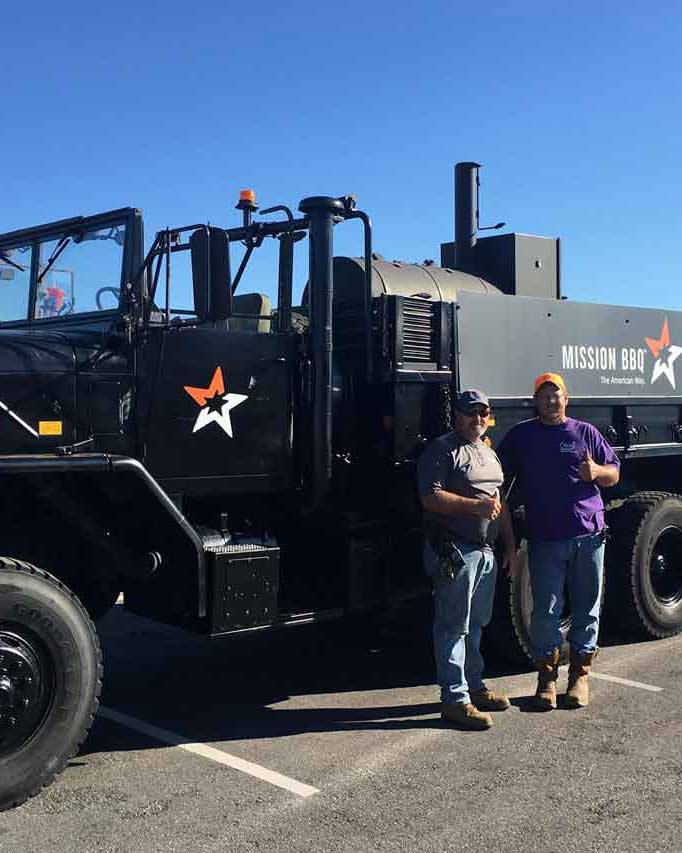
[402, 299, 436, 363]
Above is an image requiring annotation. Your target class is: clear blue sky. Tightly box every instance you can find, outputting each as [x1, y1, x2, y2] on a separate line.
[3, 0, 681, 309]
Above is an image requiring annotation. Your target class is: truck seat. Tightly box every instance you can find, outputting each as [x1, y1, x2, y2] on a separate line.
[231, 293, 271, 332]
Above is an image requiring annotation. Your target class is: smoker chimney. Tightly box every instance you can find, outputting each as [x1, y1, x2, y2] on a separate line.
[454, 162, 480, 272]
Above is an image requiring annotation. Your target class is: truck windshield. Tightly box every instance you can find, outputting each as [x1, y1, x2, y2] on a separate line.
[34, 223, 126, 318]
[0, 245, 33, 321]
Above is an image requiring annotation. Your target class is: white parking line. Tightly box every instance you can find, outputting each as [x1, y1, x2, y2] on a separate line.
[98, 705, 319, 798]
[590, 672, 663, 692]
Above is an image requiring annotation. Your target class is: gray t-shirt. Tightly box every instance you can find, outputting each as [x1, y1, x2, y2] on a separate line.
[417, 431, 504, 546]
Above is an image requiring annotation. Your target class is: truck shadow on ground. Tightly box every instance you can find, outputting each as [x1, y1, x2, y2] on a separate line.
[80, 605, 523, 754]
[79, 605, 640, 756]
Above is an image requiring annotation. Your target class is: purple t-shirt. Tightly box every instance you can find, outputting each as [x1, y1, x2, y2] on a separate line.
[497, 417, 620, 541]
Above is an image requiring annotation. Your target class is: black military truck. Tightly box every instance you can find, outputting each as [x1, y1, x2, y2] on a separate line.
[1, 164, 682, 809]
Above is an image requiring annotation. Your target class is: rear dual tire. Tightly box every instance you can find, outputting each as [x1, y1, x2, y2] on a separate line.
[605, 492, 682, 639]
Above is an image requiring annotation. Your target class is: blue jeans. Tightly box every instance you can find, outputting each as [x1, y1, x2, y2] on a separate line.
[528, 533, 605, 660]
[428, 542, 497, 706]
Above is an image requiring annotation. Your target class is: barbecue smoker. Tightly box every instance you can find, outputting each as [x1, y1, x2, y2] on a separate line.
[1, 164, 681, 809]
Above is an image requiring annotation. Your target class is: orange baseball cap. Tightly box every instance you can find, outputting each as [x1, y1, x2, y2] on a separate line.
[533, 372, 567, 395]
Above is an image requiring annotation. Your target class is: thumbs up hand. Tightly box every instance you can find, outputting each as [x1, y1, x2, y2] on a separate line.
[578, 449, 599, 482]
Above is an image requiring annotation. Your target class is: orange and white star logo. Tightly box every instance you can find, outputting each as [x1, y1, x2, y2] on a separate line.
[645, 318, 682, 390]
[183, 366, 248, 438]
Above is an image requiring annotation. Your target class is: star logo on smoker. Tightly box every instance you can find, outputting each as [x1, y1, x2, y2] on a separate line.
[183, 366, 248, 438]
[645, 318, 682, 390]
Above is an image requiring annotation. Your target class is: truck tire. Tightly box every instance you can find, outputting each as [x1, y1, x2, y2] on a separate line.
[486, 541, 572, 666]
[605, 492, 682, 639]
[0, 559, 102, 812]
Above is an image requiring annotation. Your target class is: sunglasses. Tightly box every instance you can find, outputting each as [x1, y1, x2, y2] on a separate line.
[461, 407, 491, 418]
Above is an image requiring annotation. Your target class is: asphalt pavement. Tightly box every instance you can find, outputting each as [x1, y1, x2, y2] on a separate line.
[1, 603, 681, 853]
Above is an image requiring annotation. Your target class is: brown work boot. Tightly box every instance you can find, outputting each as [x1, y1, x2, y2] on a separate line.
[565, 649, 597, 709]
[470, 686, 511, 712]
[441, 702, 493, 730]
[530, 648, 560, 711]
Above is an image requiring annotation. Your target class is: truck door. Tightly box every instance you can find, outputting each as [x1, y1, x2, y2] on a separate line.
[139, 315, 296, 495]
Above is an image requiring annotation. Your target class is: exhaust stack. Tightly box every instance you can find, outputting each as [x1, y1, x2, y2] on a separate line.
[441, 161, 561, 299]
[454, 162, 480, 272]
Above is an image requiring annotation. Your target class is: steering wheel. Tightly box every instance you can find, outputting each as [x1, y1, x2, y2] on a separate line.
[95, 287, 120, 310]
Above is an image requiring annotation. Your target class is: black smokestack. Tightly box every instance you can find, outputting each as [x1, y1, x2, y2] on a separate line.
[454, 162, 480, 272]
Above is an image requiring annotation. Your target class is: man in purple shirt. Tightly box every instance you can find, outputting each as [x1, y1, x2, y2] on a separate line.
[497, 373, 620, 710]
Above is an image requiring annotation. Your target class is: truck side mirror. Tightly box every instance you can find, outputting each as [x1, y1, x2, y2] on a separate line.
[190, 227, 233, 322]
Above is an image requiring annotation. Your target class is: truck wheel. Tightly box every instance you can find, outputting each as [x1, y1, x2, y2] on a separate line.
[606, 492, 682, 639]
[0, 559, 102, 812]
[486, 541, 571, 666]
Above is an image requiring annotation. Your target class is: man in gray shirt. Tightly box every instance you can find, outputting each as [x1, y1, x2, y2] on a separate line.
[418, 389, 518, 730]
